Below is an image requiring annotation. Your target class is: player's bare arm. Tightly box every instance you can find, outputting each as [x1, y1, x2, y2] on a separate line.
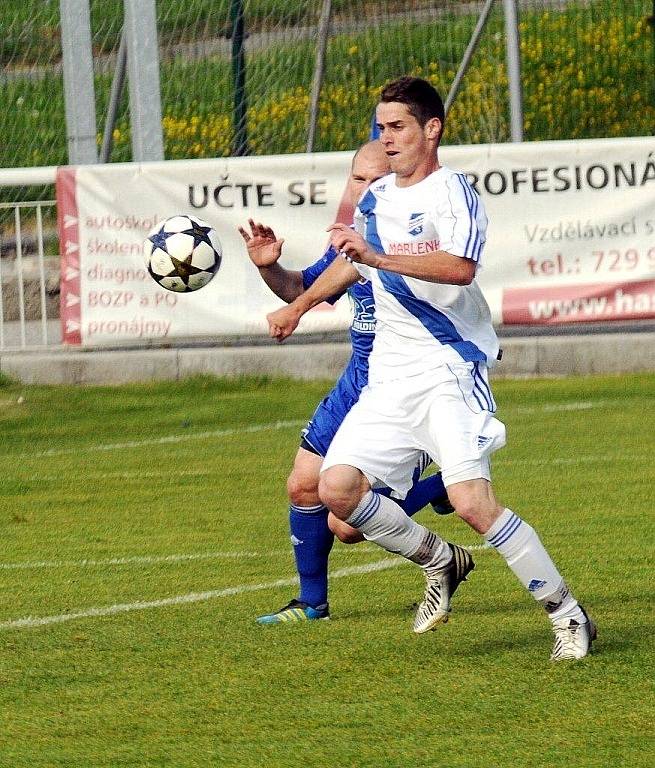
[374, 248, 476, 285]
[328, 222, 475, 286]
[238, 218, 304, 302]
[267, 256, 359, 342]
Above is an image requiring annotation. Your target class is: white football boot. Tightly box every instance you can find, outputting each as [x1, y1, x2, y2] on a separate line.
[413, 543, 474, 634]
[550, 606, 597, 661]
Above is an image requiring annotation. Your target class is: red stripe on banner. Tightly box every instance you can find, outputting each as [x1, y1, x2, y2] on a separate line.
[56, 168, 82, 345]
[502, 279, 655, 325]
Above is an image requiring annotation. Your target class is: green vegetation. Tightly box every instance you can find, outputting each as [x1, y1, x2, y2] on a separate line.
[0, 1, 653, 170]
[0, 372, 653, 766]
[1, 1, 322, 63]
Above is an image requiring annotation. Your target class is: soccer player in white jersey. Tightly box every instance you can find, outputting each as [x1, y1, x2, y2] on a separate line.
[241, 141, 453, 626]
[268, 77, 596, 660]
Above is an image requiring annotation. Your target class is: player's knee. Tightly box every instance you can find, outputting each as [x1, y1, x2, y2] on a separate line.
[452, 495, 502, 533]
[318, 466, 362, 519]
[286, 468, 320, 507]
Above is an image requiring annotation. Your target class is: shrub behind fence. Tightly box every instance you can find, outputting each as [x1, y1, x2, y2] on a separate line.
[1, 0, 653, 173]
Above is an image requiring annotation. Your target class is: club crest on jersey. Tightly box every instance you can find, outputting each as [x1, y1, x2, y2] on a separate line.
[408, 212, 425, 236]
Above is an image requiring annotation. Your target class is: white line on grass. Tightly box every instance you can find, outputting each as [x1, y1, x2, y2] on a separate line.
[509, 400, 610, 414]
[28, 469, 215, 483]
[0, 558, 407, 631]
[4, 401, 611, 461]
[0, 545, 494, 630]
[11, 419, 307, 460]
[10, 450, 639, 487]
[0, 550, 264, 570]
[494, 454, 635, 466]
[0, 544, 492, 571]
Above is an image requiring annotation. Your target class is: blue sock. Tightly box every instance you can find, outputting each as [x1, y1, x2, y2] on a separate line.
[289, 504, 334, 608]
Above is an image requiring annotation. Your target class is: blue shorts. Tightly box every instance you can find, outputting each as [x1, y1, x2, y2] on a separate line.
[301, 357, 368, 458]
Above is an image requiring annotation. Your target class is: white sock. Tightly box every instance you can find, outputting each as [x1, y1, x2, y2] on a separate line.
[347, 491, 451, 568]
[484, 508, 584, 623]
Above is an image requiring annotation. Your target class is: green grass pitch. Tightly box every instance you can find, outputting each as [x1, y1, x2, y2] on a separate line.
[0, 372, 653, 767]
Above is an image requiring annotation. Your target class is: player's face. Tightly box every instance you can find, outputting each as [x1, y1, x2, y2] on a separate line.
[375, 101, 441, 185]
[348, 150, 391, 207]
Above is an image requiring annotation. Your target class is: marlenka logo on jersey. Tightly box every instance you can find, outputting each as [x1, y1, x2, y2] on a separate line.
[408, 212, 425, 236]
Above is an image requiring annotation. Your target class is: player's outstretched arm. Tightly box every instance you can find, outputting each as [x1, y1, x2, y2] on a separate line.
[267, 257, 359, 342]
[238, 218, 305, 303]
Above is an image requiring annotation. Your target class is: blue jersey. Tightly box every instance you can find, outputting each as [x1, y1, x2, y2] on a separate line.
[301, 245, 375, 369]
[300, 245, 376, 456]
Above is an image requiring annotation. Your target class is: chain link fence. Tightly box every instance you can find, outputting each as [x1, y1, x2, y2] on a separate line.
[0, 0, 653, 347]
[1, 0, 653, 176]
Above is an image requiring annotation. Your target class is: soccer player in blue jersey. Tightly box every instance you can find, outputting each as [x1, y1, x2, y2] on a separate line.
[238, 140, 452, 624]
[267, 78, 596, 660]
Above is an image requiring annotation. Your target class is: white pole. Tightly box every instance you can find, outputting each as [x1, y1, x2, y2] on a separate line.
[503, 0, 524, 142]
[59, 0, 98, 164]
[123, 0, 164, 161]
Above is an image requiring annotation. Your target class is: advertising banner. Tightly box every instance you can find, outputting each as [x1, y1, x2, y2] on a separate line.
[57, 136, 655, 345]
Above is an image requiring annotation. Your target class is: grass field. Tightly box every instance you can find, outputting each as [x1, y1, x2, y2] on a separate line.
[0, 372, 653, 767]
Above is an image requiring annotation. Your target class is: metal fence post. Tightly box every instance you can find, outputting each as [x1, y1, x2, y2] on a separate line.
[123, 0, 164, 161]
[650, 2, 655, 104]
[445, 0, 496, 116]
[503, 0, 524, 141]
[59, 0, 98, 164]
[231, 0, 248, 156]
[100, 29, 128, 163]
[306, 0, 332, 153]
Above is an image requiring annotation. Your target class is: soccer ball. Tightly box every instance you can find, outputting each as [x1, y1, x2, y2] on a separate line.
[144, 214, 222, 292]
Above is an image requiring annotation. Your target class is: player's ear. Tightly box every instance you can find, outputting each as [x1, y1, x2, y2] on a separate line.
[425, 117, 442, 140]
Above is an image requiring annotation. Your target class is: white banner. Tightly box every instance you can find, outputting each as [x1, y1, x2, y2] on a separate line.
[57, 136, 655, 345]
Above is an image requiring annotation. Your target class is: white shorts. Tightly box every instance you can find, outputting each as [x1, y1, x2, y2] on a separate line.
[321, 361, 506, 497]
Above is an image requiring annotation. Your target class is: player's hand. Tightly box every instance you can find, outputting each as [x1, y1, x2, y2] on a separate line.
[238, 219, 285, 267]
[267, 303, 302, 342]
[327, 223, 380, 267]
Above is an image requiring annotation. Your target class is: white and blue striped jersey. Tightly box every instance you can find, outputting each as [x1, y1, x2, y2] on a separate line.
[353, 167, 499, 382]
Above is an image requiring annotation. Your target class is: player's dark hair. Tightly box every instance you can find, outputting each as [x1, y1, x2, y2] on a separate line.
[380, 77, 445, 127]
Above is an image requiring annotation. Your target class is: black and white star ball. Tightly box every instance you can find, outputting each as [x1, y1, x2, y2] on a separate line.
[144, 215, 222, 292]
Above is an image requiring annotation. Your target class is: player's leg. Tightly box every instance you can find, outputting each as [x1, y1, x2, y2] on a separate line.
[447, 477, 596, 660]
[256, 445, 333, 624]
[430, 361, 595, 660]
[328, 512, 364, 544]
[286, 446, 334, 608]
[257, 371, 359, 625]
[319, 388, 466, 632]
[320, 463, 451, 564]
[327, 458, 453, 546]
[319, 462, 465, 633]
